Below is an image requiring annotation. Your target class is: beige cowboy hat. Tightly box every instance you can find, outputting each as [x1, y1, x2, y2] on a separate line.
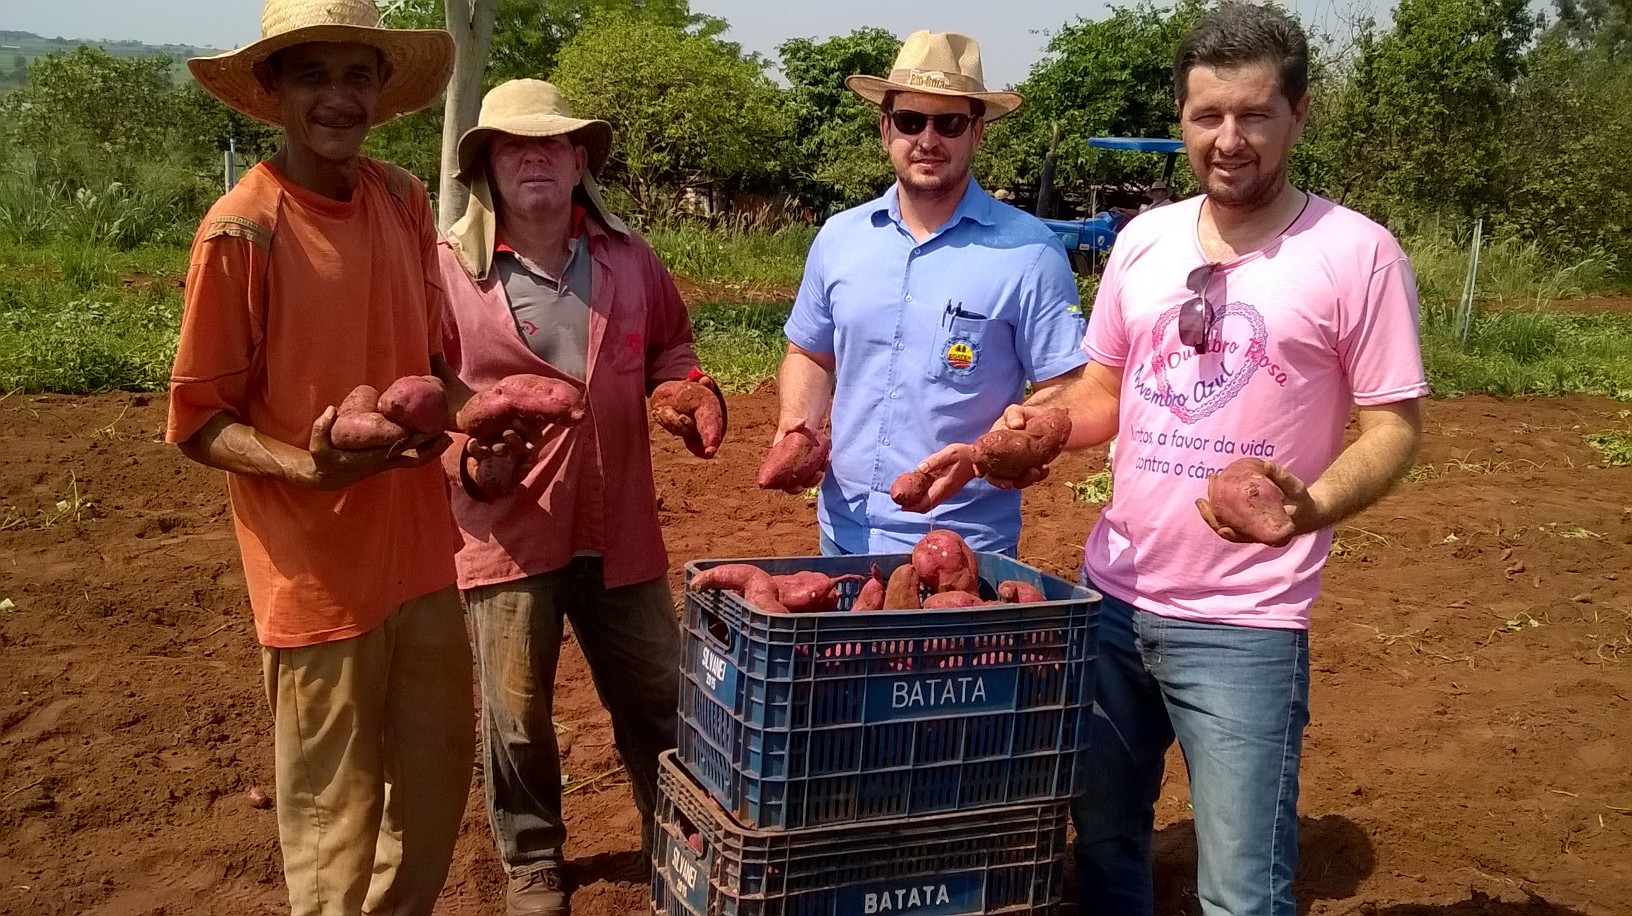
[845, 30, 1024, 121]
[446, 80, 624, 281]
[454, 79, 613, 183]
[188, 0, 454, 127]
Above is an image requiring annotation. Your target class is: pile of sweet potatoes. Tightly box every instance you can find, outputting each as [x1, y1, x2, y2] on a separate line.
[331, 375, 449, 450]
[456, 374, 587, 501]
[688, 529, 1052, 615]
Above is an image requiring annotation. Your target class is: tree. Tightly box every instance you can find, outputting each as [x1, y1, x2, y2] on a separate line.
[0, 47, 178, 175]
[777, 27, 899, 211]
[440, 0, 497, 229]
[1327, 0, 1540, 224]
[552, 11, 791, 219]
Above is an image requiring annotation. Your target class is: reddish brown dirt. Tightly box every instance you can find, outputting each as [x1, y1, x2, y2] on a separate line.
[1488, 295, 1632, 316]
[1, 391, 1629, 916]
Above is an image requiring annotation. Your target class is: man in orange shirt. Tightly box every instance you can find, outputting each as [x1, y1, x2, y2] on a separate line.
[168, 2, 472, 913]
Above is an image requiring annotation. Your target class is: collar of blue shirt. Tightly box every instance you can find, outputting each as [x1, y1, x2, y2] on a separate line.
[873, 178, 1000, 238]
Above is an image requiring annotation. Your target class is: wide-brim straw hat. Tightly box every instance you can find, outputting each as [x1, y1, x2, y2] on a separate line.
[454, 79, 613, 183]
[188, 0, 454, 128]
[845, 30, 1024, 121]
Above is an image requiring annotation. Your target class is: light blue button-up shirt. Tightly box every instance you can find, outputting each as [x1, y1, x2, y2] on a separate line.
[785, 180, 1088, 554]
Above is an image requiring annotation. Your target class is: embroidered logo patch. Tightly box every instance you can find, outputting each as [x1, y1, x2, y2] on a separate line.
[943, 337, 977, 373]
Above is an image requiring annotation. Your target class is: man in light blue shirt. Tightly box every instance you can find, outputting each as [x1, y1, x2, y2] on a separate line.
[774, 30, 1088, 555]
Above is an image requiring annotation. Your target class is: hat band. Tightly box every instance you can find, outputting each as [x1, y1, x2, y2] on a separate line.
[889, 68, 987, 95]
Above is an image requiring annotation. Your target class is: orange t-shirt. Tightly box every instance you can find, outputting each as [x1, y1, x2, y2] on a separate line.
[167, 159, 460, 648]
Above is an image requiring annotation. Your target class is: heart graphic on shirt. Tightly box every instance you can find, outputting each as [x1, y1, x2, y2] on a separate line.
[1148, 300, 1270, 424]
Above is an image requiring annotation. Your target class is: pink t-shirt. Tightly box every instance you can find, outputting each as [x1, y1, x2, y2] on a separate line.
[1082, 194, 1429, 629]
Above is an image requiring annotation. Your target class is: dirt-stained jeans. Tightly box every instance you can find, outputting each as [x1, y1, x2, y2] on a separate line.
[261, 585, 475, 916]
[464, 559, 681, 871]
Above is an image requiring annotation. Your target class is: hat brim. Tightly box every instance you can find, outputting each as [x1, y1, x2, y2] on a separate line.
[188, 25, 454, 128]
[454, 117, 613, 184]
[845, 74, 1023, 121]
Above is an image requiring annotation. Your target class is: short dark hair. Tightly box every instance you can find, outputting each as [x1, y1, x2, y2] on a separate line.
[1173, 4, 1308, 108]
[881, 90, 986, 121]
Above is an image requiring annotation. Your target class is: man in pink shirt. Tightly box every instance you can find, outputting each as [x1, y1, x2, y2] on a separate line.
[940, 6, 1426, 913]
[436, 80, 722, 916]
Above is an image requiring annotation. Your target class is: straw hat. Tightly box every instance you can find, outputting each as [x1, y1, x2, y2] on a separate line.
[454, 80, 613, 183]
[845, 30, 1023, 121]
[188, 0, 454, 127]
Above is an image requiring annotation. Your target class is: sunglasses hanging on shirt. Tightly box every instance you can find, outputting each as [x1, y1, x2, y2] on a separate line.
[888, 109, 973, 139]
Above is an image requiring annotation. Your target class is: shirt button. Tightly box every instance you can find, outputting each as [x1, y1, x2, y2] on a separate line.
[890, 390, 899, 398]
[905, 294, 913, 302]
[882, 438, 891, 446]
[896, 342, 904, 351]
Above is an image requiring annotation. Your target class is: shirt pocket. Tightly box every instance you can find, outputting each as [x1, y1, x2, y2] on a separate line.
[923, 313, 1003, 389]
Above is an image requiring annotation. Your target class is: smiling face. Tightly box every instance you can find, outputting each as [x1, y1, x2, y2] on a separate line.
[267, 42, 385, 166]
[1180, 60, 1308, 212]
[881, 91, 985, 197]
[486, 133, 587, 219]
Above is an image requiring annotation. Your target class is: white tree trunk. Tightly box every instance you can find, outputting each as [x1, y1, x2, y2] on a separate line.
[439, 0, 497, 232]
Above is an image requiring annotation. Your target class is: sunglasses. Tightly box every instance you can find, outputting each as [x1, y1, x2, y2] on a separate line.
[1179, 263, 1219, 353]
[888, 109, 973, 139]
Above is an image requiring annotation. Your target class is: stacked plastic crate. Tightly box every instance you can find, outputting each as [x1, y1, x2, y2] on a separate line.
[652, 552, 1101, 915]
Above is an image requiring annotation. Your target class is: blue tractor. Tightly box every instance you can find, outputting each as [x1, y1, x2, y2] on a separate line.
[1038, 136, 1185, 273]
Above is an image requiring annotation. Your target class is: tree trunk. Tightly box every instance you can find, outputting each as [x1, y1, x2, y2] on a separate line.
[439, 0, 497, 232]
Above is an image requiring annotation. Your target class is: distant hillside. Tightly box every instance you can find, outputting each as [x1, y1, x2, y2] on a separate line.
[0, 30, 227, 92]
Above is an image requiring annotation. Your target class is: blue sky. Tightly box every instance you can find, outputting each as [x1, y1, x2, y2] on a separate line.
[4, 0, 1374, 89]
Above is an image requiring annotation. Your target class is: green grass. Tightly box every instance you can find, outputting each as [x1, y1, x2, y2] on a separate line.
[690, 301, 791, 393]
[1401, 221, 1616, 306]
[1068, 469, 1114, 504]
[1586, 413, 1632, 466]
[647, 223, 814, 290]
[1419, 308, 1632, 399]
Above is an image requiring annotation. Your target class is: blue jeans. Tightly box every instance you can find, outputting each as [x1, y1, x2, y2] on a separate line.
[465, 559, 681, 870]
[1075, 587, 1310, 915]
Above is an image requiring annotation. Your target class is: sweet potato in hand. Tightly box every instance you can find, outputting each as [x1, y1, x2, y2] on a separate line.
[690, 563, 789, 614]
[1200, 457, 1298, 546]
[651, 379, 725, 459]
[378, 375, 448, 436]
[972, 407, 1071, 482]
[912, 529, 979, 594]
[464, 451, 523, 502]
[890, 470, 933, 509]
[458, 374, 586, 441]
[331, 384, 413, 450]
[758, 423, 829, 491]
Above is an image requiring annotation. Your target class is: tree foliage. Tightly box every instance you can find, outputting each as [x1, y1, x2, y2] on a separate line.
[552, 10, 790, 218]
[777, 27, 899, 212]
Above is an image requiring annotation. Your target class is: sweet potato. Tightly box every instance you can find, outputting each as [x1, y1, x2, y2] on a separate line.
[651, 380, 725, 458]
[757, 424, 829, 491]
[889, 470, 933, 508]
[378, 375, 448, 436]
[465, 451, 523, 502]
[331, 383, 412, 450]
[922, 590, 984, 609]
[997, 580, 1047, 604]
[457, 374, 586, 440]
[883, 564, 922, 610]
[972, 407, 1072, 480]
[912, 529, 979, 594]
[772, 571, 862, 613]
[1206, 458, 1297, 545]
[690, 563, 788, 614]
[852, 564, 886, 612]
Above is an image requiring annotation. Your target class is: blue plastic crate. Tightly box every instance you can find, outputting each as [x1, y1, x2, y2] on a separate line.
[651, 749, 1068, 915]
[677, 553, 1099, 830]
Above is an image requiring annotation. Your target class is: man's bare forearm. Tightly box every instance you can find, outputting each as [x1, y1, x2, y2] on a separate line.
[776, 344, 836, 435]
[1023, 361, 1123, 450]
[179, 412, 316, 485]
[1304, 399, 1422, 530]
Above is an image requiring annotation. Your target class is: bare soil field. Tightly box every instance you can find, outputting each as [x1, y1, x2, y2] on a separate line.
[1, 390, 1628, 915]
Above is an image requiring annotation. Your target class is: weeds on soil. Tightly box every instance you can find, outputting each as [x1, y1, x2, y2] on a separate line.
[1585, 412, 1632, 466]
[1069, 470, 1113, 504]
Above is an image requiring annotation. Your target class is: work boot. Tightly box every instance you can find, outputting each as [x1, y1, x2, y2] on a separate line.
[506, 861, 568, 916]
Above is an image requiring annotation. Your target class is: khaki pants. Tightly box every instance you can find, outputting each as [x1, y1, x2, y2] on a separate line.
[261, 586, 475, 916]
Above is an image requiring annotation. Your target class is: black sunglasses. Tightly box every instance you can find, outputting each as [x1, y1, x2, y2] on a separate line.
[1179, 263, 1219, 353]
[888, 109, 973, 139]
